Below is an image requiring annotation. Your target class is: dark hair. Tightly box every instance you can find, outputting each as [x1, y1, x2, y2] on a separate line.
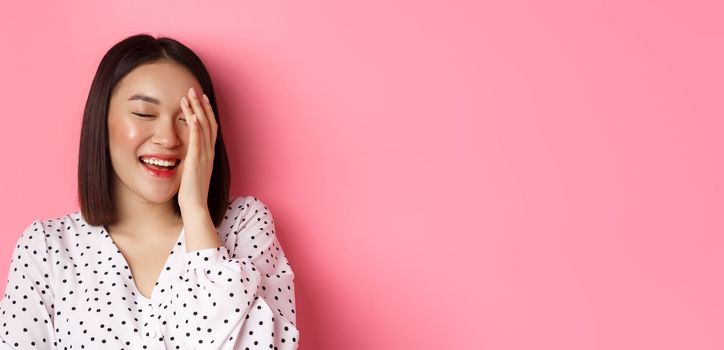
[78, 33, 231, 227]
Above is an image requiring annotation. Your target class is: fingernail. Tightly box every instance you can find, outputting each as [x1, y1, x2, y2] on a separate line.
[203, 94, 209, 104]
[189, 87, 197, 98]
[181, 96, 188, 107]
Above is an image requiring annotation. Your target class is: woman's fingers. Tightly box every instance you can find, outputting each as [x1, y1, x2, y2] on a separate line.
[200, 93, 218, 152]
[187, 87, 211, 156]
[180, 96, 202, 159]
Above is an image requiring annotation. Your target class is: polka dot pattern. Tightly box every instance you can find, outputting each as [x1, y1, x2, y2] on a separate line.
[0, 195, 299, 349]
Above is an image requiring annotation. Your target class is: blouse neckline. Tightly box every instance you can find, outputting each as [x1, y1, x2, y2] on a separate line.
[99, 224, 185, 304]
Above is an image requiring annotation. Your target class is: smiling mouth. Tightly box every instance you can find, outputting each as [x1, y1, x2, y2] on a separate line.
[138, 157, 180, 172]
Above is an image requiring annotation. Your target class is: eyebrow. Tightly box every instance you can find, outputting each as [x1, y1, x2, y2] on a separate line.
[128, 93, 161, 105]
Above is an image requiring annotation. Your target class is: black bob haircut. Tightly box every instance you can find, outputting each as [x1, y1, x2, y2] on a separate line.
[77, 33, 231, 227]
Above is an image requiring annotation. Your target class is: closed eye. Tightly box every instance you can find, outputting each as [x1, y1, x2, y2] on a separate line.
[133, 112, 187, 124]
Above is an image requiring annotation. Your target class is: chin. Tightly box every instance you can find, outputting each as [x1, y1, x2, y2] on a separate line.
[140, 188, 179, 203]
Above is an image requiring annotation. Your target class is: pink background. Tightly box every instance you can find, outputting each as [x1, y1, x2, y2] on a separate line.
[1, 1, 722, 349]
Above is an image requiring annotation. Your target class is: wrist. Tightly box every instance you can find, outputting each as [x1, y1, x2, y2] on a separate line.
[180, 204, 210, 217]
[181, 208, 222, 252]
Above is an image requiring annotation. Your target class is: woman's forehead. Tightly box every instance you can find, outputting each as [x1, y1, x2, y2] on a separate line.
[115, 63, 200, 104]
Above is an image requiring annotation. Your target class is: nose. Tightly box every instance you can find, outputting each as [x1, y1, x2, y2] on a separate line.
[151, 119, 181, 148]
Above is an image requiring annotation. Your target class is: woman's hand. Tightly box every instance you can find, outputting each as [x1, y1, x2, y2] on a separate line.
[178, 87, 218, 214]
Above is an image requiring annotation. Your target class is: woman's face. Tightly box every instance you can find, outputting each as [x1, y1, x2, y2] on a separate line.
[107, 61, 202, 205]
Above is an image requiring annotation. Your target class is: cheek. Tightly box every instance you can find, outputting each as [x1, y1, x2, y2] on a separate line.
[110, 119, 144, 146]
[108, 122, 148, 172]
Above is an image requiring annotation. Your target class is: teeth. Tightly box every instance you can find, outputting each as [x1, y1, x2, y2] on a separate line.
[141, 157, 177, 167]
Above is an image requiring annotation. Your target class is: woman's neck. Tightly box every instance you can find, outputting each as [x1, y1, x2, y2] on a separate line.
[108, 188, 183, 240]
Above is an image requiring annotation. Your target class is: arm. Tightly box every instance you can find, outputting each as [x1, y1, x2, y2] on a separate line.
[0, 220, 57, 349]
[164, 197, 299, 349]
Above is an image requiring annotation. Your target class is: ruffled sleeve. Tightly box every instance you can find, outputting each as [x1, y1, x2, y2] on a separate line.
[165, 196, 299, 349]
[0, 220, 57, 349]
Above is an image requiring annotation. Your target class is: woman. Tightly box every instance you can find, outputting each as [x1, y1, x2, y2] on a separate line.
[0, 34, 299, 349]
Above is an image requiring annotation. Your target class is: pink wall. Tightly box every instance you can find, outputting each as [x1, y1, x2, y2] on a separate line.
[1, 1, 722, 349]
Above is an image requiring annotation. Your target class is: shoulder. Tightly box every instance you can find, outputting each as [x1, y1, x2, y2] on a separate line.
[13, 219, 47, 249]
[221, 195, 275, 229]
[227, 195, 270, 211]
[14, 211, 73, 248]
[218, 195, 278, 260]
[8, 219, 51, 272]
[23, 210, 91, 259]
[34, 210, 88, 240]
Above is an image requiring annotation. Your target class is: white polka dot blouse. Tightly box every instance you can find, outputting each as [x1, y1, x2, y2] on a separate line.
[0, 195, 299, 349]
